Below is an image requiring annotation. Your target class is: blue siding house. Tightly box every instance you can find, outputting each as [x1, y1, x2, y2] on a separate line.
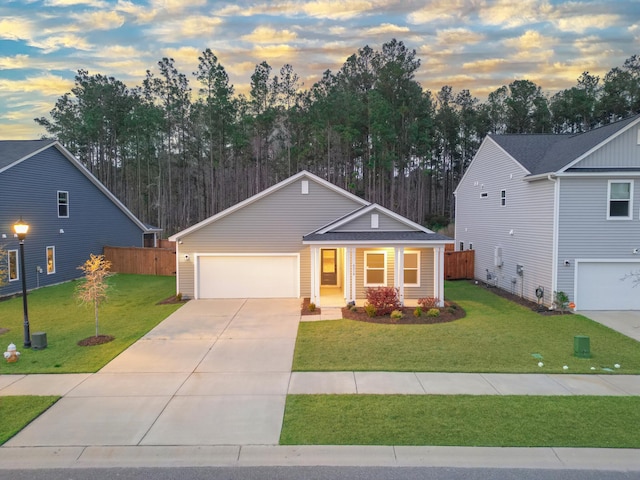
[0, 140, 160, 297]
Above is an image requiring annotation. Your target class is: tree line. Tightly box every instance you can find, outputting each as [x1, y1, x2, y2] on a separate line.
[35, 40, 640, 236]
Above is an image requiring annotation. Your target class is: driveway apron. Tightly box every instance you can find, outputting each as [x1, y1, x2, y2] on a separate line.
[6, 298, 301, 447]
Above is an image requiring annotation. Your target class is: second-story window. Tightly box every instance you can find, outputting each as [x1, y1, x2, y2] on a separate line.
[58, 191, 69, 218]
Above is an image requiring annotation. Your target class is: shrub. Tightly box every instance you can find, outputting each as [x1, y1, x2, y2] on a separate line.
[365, 287, 401, 316]
[413, 307, 422, 317]
[364, 303, 377, 317]
[176, 292, 182, 302]
[446, 306, 456, 314]
[426, 308, 440, 318]
[308, 302, 316, 312]
[553, 291, 570, 313]
[390, 310, 404, 320]
[418, 297, 439, 309]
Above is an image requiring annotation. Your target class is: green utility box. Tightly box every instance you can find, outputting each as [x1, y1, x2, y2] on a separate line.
[32, 332, 47, 350]
[574, 335, 590, 358]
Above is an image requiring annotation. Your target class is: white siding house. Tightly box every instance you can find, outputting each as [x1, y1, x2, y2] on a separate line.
[455, 114, 640, 311]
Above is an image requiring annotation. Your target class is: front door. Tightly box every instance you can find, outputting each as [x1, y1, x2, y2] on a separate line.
[321, 249, 337, 285]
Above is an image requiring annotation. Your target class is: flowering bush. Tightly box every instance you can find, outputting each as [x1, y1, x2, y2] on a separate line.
[365, 286, 401, 316]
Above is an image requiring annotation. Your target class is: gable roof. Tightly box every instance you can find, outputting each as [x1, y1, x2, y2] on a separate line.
[0, 140, 159, 233]
[302, 203, 452, 244]
[311, 203, 433, 234]
[0, 140, 57, 171]
[489, 114, 640, 177]
[169, 170, 370, 241]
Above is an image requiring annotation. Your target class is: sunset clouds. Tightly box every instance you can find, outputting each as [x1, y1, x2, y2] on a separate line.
[1, 0, 638, 139]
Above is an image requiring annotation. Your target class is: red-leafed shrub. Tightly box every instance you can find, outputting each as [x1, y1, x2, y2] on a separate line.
[418, 297, 439, 309]
[365, 287, 401, 316]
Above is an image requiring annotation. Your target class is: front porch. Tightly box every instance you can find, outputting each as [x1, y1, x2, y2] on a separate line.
[309, 246, 446, 308]
[319, 285, 422, 308]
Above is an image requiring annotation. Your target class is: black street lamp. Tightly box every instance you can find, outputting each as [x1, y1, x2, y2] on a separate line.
[13, 217, 30, 348]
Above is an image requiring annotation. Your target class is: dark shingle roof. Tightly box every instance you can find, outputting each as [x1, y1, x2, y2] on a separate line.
[490, 114, 640, 176]
[303, 231, 452, 243]
[0, 140, 57, 170]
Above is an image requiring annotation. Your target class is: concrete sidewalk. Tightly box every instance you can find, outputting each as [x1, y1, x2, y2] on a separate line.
[4, 370, 640, 397]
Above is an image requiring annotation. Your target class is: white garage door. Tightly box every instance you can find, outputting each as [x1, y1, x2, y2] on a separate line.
[197, 255, 299, 299]
[576, 261, 640, 310]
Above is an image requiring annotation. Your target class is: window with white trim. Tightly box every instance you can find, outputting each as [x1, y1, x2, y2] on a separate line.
[8, 250, 18, 282]
[500, 189, 506, 206]
[404, 251, 420, 287]
[607, 180, 633, 219]
[58, 191, 69, 218]
[46, 246, 56, 274]
[364, 251, 386, 286]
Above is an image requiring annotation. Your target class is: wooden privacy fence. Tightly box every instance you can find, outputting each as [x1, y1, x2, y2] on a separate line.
[104, 246, 176, 276]
[444, 250, 475, 280]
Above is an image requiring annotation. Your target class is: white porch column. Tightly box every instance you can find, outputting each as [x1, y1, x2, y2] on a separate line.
[343, 248, 350, 304]
[310, 246, 319, 306]
[394, 246, 405, 306]
[434, 247, 445, 307]
[349, 247, 357, 304]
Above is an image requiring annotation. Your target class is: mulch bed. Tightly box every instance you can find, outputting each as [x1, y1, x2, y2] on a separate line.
[301, 297, 321, 316]
[475, 280, 572, 315]
[157, 295, 188, 305]
[77, 335, 115, 346]
[341, 303, 466, 325]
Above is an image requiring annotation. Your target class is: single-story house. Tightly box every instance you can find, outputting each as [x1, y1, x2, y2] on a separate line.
[169, 171, 453, 306]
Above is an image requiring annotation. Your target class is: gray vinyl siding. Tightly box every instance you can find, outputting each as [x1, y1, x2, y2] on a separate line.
[177, 178, 364, 298]
[573, 126, 640, 168]
[455, 137, 556, 305]
[354, 247, 434, 302]
[334, 212, 411, 231]
[556, 176, 640, 301]
[0, 147, 145, 297]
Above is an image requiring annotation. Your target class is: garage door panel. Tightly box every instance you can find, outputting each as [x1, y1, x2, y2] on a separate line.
[198, 255, 298, 299]
[577, 262, 640, 311]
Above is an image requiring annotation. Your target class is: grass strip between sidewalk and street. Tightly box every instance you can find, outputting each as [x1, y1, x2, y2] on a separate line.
[0, 274, 182, 374]
[293, 280, 640, 374]
[280, 394, 640, 447]
[0, 396, 59, 444]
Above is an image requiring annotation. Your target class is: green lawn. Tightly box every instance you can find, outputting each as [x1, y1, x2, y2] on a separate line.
[0, 274, 182, 374]
[281, 395, 640, 447]
[293, 281, 640, 374]
[0, 396, 59, 444]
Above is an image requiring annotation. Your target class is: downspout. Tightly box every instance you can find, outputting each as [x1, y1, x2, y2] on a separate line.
[548, 174, 559, 305]
[174, 238, 181, 298]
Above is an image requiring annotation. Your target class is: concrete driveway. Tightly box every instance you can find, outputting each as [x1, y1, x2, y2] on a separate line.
[581, 310, 640, 342]
[6, 298, 301, 447]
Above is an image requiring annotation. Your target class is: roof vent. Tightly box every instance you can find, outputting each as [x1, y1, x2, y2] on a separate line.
[301, 180, 309, 195]
[371, 214, 379, 229]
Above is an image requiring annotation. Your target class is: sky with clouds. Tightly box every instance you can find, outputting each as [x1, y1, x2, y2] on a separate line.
[1, 0, 639, 139]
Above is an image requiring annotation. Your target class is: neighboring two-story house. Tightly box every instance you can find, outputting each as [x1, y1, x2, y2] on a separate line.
[0, 140, 160, 297]
[455, 114, 640, 311]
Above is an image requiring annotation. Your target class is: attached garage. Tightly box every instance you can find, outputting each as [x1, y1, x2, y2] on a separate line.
[575, 260, 640, 310]
[196, 254, 299, 299]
